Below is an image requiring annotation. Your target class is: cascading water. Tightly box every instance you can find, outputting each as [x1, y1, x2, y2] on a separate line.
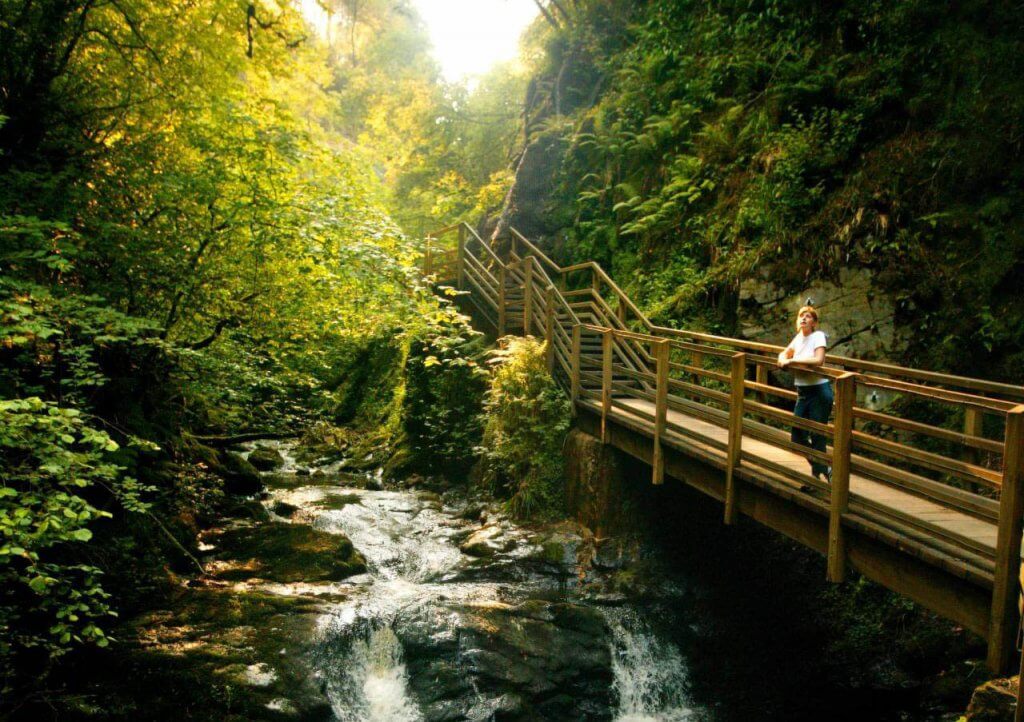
[327, 626, 422, 722]
[608, 612, 695, 722]
[263, 451, 700, 721]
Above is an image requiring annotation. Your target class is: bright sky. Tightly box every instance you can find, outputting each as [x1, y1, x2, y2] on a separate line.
[413, 0, 538, 82]
[298, 0, 538, 82]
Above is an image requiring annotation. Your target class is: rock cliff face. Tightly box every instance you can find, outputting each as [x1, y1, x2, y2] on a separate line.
[739, 267, 903, 362]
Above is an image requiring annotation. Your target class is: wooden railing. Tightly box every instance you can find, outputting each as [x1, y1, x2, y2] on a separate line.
[424, 222, 1024, 672]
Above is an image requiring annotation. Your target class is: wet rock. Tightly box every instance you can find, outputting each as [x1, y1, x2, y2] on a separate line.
[220, 451, 263, 495]
[964, 676, 1018, 721]
[315, 493, 362, 511]
[460, 525, 504, 557]
[206, 521, 366, 583]
[249, 446, 286, 471]
[271, 501, 299, 518]
[223, 498, 272, 522]
[921, 660, 990, 712]
[398, 598, 612, 722]
[458, 503, 487, 522]
[592, 537, 637, 571]
[530, 521, 590, 569]
[455, 600, 611, 720]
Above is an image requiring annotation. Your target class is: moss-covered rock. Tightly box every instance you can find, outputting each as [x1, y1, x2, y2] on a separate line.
[248, 446, 286, 472]
[218, 451, 263, 495]
[205, 522, 366, 583]
[314, 493, 362, 511]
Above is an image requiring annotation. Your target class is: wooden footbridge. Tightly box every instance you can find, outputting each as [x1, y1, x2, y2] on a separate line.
[424, 222, 1024, 674]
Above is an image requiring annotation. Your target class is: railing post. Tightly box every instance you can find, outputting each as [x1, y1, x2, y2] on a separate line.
[652, 339, 670, 485]
[601, 328, 613, 443]
[523, 256, 534, 335]
[828, 372, 856, 583]
[691, 349, 703, 384]
[545, 286, 555, 373]
[497, 265, 507, 336]
[617, 301, 626, 326]
[456, 225, 466, 290]
[987, 404, 1024, 673]
[755, 361, 768, 404]
[423, 235, 433, 276]
[570, 324, 582, 415]
[724, 353, 745, 525]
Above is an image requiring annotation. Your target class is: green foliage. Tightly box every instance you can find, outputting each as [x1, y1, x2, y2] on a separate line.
[0, 0, 448, 693]
[0, 397, 153, 677]
[521, 0, 1024, 377]
[398, 306, 488, 475]
[323, 1, 526, 232]
[478, 337, 572, 520]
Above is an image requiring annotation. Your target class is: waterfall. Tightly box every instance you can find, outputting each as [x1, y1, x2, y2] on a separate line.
[327, 626, 422, 722]
[610, 612, 694, 722]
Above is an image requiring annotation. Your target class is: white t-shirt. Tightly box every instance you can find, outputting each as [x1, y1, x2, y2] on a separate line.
[786, 330, 828, 386]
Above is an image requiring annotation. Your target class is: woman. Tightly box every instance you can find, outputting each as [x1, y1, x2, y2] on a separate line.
[777, 304, 833, 482]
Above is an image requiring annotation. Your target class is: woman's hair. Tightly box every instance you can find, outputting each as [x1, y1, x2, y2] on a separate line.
[795, 305, 819, 330]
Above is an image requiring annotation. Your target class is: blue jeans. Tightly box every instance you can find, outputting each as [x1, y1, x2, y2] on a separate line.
[792, 382, 834, 477]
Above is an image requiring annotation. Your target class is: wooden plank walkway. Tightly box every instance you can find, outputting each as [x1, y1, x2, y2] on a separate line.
[596, 395, 999, 558]
[424, 220, 1024, 673]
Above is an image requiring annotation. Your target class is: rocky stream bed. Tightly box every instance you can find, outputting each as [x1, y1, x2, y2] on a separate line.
[27, 439, 998, 722]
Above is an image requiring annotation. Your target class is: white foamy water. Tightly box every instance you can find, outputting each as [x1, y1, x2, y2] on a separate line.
[610, 613, 695, 722]
[328, 626, 422, 722]
[314, 490, 465, 582]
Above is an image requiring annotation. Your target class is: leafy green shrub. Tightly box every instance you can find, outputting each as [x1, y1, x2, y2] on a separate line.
[0, 398, 151, 688]
[478, 337, 572, 520]
[397, 308, 488, 476]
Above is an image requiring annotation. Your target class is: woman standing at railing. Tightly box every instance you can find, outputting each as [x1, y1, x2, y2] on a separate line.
[778, 304, 833, 483]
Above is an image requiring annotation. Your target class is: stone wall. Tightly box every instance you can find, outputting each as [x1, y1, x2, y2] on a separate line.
[562, 428, 629, 536]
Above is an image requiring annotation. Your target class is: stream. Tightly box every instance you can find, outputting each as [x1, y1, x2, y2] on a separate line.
[259, 441, 696, 722]
[39, 440, 971, 721]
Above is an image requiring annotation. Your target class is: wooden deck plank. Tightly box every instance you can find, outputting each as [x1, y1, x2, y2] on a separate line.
[606, 396, 998, 555]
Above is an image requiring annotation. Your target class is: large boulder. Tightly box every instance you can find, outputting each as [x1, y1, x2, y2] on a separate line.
[964, 676, 1018, 721]
[218, 450, 263, 495]
[399, 599, 613, 722]
[248, 446, 286, 471]
[204, 521, 366, 583]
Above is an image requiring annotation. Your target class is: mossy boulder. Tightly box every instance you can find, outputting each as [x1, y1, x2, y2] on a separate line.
[270, 501, 300, 518]
[206, 522, 366, 583]
[218, 451, 263, 495]
[248, 446, 286, 471]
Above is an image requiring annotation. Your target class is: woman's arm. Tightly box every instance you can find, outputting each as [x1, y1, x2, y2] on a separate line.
[777, 339, 797, 366]
[786, 346, 826, 367]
